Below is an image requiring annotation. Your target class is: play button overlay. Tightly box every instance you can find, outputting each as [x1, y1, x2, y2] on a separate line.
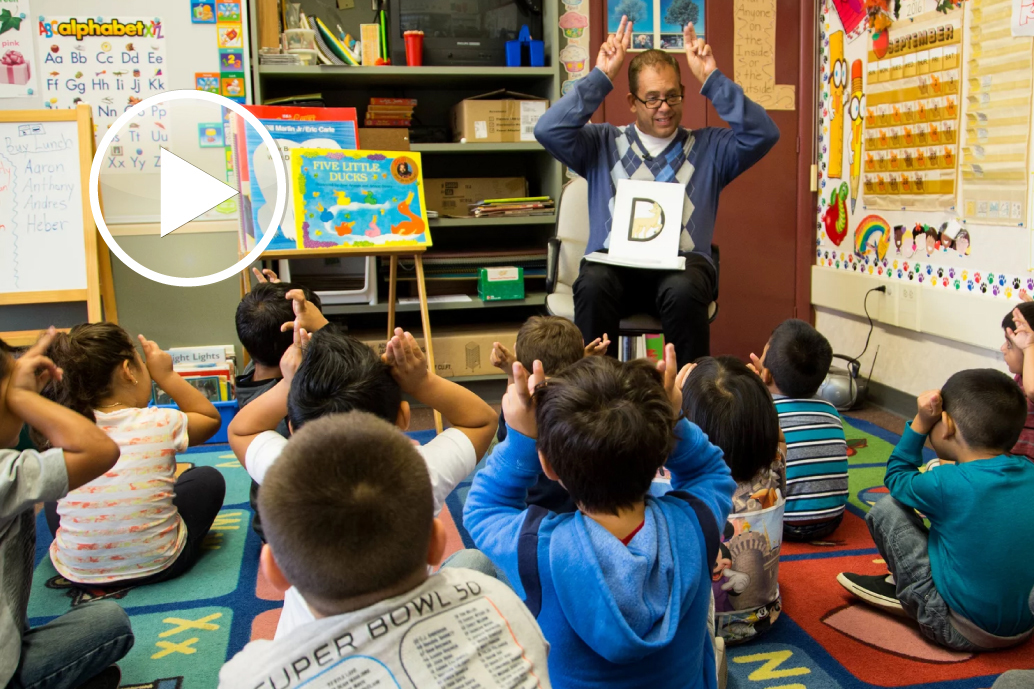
[89, 89, 287, 288]
[160, 148, 239, 238]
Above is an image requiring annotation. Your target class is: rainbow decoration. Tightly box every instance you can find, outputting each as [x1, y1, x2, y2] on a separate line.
[854, 215, 890, 262]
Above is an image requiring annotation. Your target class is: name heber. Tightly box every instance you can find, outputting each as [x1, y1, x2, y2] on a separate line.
[885, 24, 954, 56]
[255, 580, 484, 689]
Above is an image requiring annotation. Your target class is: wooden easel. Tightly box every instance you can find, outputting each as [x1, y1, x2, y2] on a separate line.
[241, 245, 442, 433]
[0, 105, 118, 346]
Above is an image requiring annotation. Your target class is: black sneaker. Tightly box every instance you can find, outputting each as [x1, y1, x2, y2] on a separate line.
[837, 572, 906, 615]
[74, 666, 121, 689]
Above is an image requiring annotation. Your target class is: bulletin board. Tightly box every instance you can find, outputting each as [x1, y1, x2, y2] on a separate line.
[0, 0, 251, 225]
[815, 0, 1034, 304]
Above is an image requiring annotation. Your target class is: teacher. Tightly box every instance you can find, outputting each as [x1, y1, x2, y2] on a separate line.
[535, 17, 780, 365]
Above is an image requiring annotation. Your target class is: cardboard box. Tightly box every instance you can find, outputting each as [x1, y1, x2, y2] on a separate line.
[450, 89, 549, 143]
[424, 177, 527, 217]
[358, 128, 410, 151]
[358, 326, 520, 378]
[478, 267, 525, 301]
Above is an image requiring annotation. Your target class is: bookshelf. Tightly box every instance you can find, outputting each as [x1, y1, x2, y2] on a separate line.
[246, 0, 563, 343]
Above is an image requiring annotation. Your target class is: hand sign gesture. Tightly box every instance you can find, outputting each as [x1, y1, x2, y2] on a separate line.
[683, 23, 716, 85]
[597, 15, 632, 83]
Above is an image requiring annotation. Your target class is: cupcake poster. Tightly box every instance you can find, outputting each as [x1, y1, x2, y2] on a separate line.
[559, 1, 590, 97]
[607, 0, 704, 52]
[0, 0, 35, 98]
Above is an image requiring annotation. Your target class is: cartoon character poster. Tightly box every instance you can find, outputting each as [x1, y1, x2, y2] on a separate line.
[713, 499, 784, 644]
[0, 0, 35, 98]
[827, 31, 846, 179]
[36, 16, 167, 174]
[290, 149, 432, 251]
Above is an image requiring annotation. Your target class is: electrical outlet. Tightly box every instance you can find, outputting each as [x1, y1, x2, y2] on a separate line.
[900, 285, 917, 302]
[338, 0, 354, 8]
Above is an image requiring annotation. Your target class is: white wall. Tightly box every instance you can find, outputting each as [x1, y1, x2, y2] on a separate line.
[815, 306, 1007, 398]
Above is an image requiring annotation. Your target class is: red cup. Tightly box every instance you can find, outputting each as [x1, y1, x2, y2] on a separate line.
[404, 32, 423, 66]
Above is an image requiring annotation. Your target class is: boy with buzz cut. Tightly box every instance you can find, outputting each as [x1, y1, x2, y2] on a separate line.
[228, 319, 499, 639]
[839, 369, 1034, 651]
[464, 346, 735, 689]
[218, 411, 551, 689]
[750, 319, 848, 541]
[491, 315, 609, 513]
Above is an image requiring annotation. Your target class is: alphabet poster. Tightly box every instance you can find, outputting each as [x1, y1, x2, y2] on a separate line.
[36, 16, 168, 174]
[290, 148, 432, 251]
[0, 0, 36, 98]
[600, 179, 685, 269]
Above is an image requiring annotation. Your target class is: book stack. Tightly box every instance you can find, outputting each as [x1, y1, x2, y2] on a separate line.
[365, 98, 416, 128]
[469, 196, 555, 218]
[306, 15, 360, 65]
[618, 333, 665, 363]
[152, 346, 238, 405]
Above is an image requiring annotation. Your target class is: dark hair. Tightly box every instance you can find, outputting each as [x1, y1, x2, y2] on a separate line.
[764, 319, 833, 399]
[535, 356, 675, 515]
[260, 412, 433, 605]
[940, 369, 1026, 452]
[40, 323, 139, 423]
[681, 356, 779, 483]
[287, 328, 401, 430]
[628, 49, 682, 97]
[236, 282, 323, 368]
[516, 316, 584, 376]
[1002, 302, 1034, 332]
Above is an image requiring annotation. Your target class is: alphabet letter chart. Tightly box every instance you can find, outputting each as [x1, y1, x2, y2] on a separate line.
[36, 16, 168, 174]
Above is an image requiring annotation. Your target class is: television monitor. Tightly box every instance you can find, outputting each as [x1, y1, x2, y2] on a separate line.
[389, 0, 544, 67]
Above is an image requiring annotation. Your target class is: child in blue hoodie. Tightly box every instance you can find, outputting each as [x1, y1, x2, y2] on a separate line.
[464, 345, 735, 689]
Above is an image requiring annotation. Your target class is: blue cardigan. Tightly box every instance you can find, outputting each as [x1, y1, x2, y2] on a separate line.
[463, 419, 735, 689]
[534, 68, 780, 259]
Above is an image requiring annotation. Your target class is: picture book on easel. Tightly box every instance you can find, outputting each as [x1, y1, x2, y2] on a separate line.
[289, 148, 432, 250]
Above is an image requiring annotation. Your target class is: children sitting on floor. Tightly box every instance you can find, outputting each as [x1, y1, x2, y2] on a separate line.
[750, 319, 848, 541]
[490, 315, 609, 513]
[1000, 303, 1034, 463]
[464, 346, 735, 688]
[681, 356, 786, 643]
[218, 411, 551, 689]
[838, 369, 1034, 652]
[235, 270, 326, 540]
[39, 324, 226, 587]
[1, 330, 132, 689]
[228, 317, 498, 638]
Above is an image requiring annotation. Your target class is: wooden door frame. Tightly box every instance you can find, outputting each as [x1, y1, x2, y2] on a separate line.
[795, 0, 818, 324]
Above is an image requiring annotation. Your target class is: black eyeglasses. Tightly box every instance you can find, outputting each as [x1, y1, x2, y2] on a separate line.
[633, 91, 685, 109]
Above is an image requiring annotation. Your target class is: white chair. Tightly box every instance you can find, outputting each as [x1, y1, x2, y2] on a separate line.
[544, 176, 720, 333]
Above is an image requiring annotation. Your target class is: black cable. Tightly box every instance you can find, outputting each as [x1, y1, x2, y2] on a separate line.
[849, 286, 886, 367]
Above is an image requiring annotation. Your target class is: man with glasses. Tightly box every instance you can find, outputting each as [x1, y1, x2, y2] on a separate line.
[535, 17, 779, 365]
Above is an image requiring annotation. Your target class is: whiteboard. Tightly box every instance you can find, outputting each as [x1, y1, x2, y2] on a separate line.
[0, 119, 88, 292]
[0, 0, 250, 225]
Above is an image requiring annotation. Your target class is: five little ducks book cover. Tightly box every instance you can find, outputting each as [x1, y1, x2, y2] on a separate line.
[290, 148, 432, 250]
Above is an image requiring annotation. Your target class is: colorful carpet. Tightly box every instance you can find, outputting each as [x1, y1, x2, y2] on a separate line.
[27, 421, 1033, 688]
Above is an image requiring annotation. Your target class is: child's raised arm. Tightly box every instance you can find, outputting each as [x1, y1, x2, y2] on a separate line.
[228, 327, 309, 466]
[385, 328, 498, 459]
[1009, 307, 1034, 402]
[4, 330, 119, 491]
[491, 341, 518, 385]
[139, 335, 221, 446]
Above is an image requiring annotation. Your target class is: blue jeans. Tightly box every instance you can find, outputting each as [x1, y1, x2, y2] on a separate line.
[865, 497, 978, 652]
[439, 549, 511, 588]
[8, 601, 134, 689]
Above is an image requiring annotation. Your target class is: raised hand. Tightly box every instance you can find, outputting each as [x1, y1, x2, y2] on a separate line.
[384, 328, 429, 394]
[683, 23, 716, 85]
[914, 389, 943, 435]
[584, 334, 611, 357]
[280, 288, 329, 334]
[279, 322, 311, 382]
[8, 327, 63, 394]
[656, 343, 684, 418]
[138, 335, 174, 381]
[597, 15, 632, 82]
[490, 341, 517, 372]
[252, 267, 280, 283]
[502, 360, 545, 439]
[1010, 307, 1034, 351]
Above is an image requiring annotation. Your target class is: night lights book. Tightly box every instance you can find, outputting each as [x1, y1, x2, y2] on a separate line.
[289, 148, 432, 251]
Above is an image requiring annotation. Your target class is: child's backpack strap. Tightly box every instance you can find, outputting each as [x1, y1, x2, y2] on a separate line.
[664, 491, 720, 572]
[517, 505, 550, 617]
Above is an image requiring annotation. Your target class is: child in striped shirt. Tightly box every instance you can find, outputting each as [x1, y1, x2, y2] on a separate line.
[750, 320, 848, 541]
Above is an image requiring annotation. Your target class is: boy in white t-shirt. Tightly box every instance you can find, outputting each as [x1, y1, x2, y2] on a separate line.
[219, 411, 550, 689]
[228, 320, 498, 637]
